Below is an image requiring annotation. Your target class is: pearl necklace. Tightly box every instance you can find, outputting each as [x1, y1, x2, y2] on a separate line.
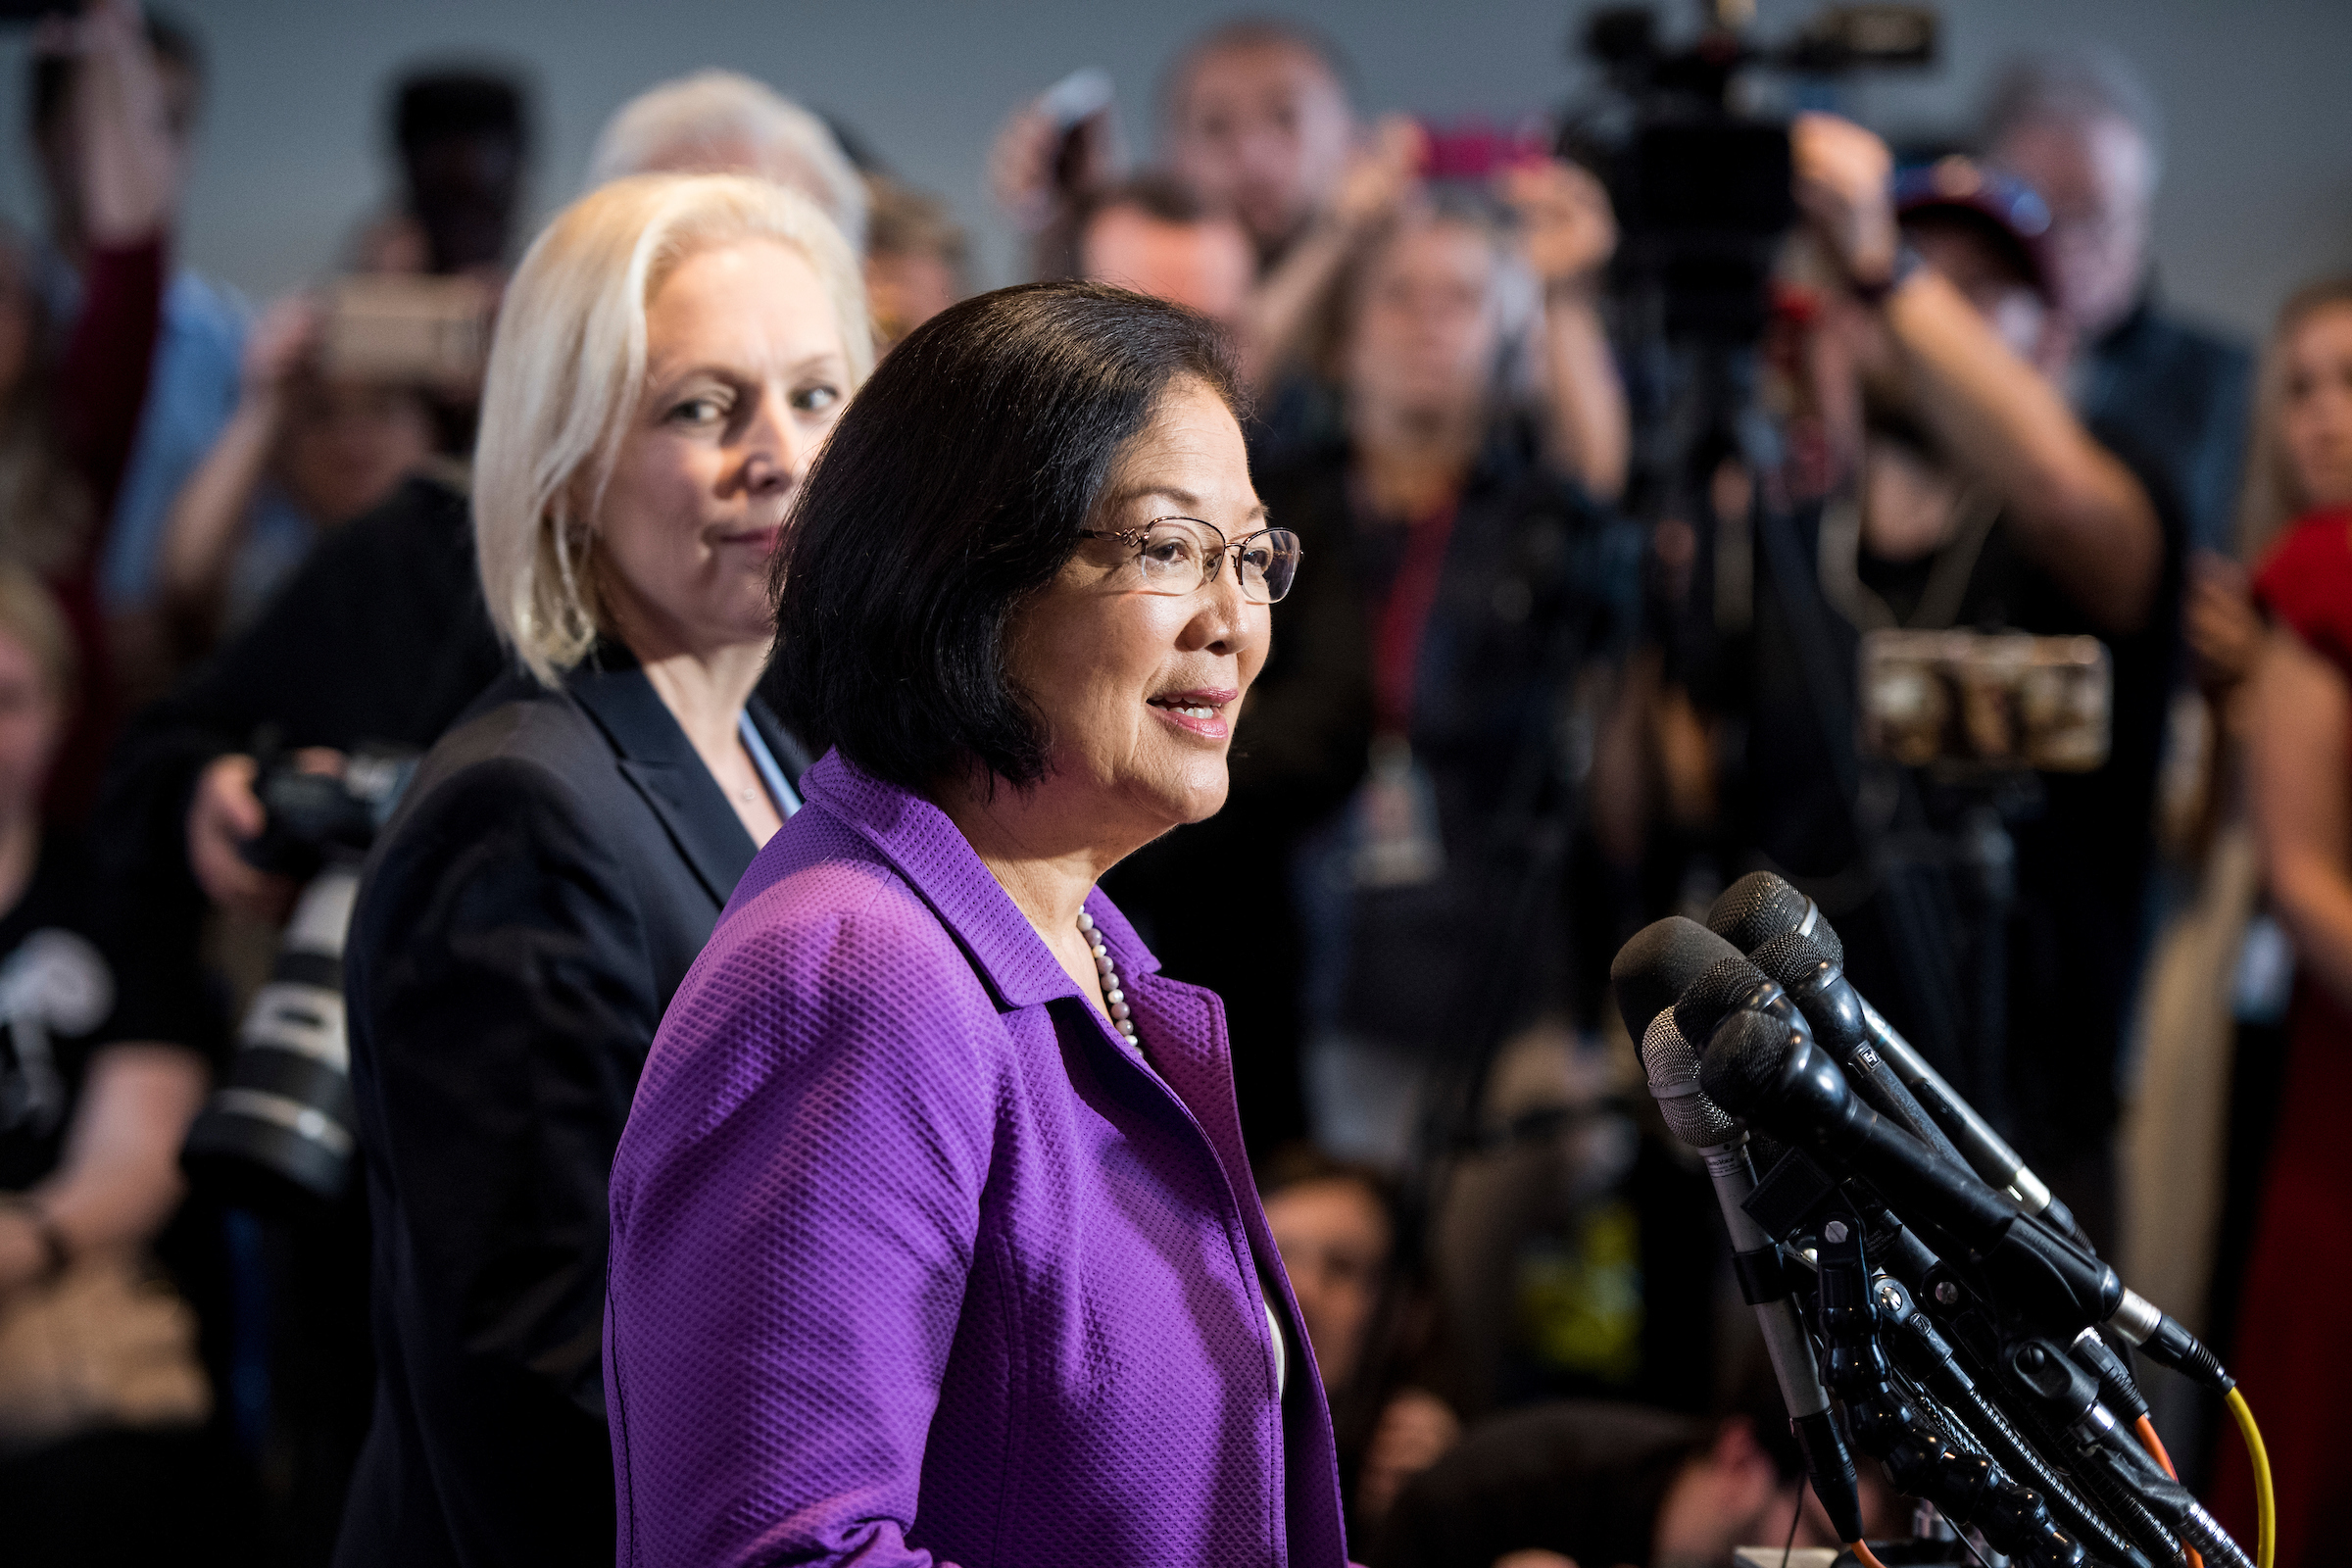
[1077, 910, 1139, 1047]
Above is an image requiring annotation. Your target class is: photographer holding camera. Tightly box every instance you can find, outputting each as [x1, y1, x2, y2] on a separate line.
[1695, 113, 2182, 1247]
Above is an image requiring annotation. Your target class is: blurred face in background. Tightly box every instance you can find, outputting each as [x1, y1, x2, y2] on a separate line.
[0, 626, 62, 821]
[1166, 40, 1352, 257]
[2282, 302, 2352, 512]
[1263, 1176, 1391, 1390]
[1346, 216, 1505, 427]
[864, 248, 959, 352]
[595, 237, 852, 662]
[1992, 112, 2153, 340]
[277, 378, 434, 526]
[1079, 202, 1254, 326]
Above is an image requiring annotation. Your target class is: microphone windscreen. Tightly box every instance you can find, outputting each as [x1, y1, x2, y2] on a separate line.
[1707, 872, 1845, 967]
[1749, 927, 1837, 990]
[1641, 1011, 1740, 1149]
[1699, 1007, 1802, 1115]
[1672, 953, 1773, 1049]
[1612, 916, 1745, 1041]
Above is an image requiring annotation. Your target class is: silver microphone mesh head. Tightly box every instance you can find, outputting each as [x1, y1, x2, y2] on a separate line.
[1750, 927, 1836, 989]
[1641, 1010, 1741, 1149]
[1707, 871, 1845, 968]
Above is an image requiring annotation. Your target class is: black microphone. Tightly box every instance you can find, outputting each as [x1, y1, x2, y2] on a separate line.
[1610, 915, 1744, 1042]
[1707, 873, 2080, 1237]
[1671, 949, 1975, 1181]
[1708, 869, 1845, 965]
[1699, 1008, 2233, 1392]
[1636, 1011, 1865, 1546]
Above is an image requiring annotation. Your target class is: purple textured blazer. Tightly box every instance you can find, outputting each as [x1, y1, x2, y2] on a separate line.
[605, 752, 1350, 1567]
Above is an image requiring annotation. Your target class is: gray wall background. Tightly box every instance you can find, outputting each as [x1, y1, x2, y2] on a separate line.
[0, 0, 2343, 342]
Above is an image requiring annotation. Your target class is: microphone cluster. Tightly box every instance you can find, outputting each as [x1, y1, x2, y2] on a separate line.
[1614, 873, 2255, 1568]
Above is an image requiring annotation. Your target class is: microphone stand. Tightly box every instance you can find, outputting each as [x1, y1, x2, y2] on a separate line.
[1753, 1157, 2257, 1568]
[1405, 525, 1622, 1191]
[1811, 1200, 2087, 1568]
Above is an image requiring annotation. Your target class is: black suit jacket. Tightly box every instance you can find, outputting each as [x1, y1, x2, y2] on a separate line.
[335, 647, 807, 1568]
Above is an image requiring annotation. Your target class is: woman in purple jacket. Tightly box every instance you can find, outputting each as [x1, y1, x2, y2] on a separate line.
[605, 281, 1347, 1567]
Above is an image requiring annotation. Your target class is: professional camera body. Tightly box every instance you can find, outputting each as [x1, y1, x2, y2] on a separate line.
[180, 744, 417, 1212]
[1570, 1, 1936, 345]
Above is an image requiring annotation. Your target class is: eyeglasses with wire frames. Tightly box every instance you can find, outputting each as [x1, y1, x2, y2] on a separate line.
[1075, 515, 1302, 604]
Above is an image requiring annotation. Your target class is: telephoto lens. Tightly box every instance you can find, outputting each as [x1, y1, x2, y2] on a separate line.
[181, 863, 364, 1210]
[181, 745, 416, 1211]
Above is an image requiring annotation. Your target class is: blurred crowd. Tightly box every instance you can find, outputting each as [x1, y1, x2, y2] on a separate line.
[0, 2, 2340, 1564]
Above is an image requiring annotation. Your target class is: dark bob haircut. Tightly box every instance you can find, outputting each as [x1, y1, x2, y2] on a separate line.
[769, 280, 1242, 792]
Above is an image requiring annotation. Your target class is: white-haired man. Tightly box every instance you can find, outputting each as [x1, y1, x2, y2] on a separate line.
[587, 69, 866, 254]
[1984, 50, 2251, 558]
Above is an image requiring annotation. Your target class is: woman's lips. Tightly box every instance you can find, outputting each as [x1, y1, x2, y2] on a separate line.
[714, 524, 784, 553]
[1146, 688, 1238, 741]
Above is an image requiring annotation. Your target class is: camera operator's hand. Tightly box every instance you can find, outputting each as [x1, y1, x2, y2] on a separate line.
[1331, 115, 1426, 234]
[237, 294, 320, 416]
[987, 103, 1060, 232]
[1506, 157, 1630, 501]
[987, 95, 1119, 234]
[1501, 158, 1616, 298]
[187, 750, 345, 922]
[1233, 116, 1421, 396]
[160, 293, 320, 620]
[1790, 111, 1901, 292]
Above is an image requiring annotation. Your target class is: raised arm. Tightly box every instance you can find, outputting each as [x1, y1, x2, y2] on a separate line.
[1502, 158, 1629, 503]
[158, 296, 318, 631]
[49, 0, 176, 518]
[1790, 112, 2162, 636]
[1236, 116, 1423, 395]
[2248, 628, 2352, 1011]
[69, 0, 175, 252]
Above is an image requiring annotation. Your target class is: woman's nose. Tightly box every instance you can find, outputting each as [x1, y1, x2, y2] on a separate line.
[1184, 568, 1259, 653]
[737, 403, 809, 496]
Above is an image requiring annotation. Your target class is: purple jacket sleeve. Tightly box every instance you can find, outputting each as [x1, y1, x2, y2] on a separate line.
[608, 882, 1002, 1568]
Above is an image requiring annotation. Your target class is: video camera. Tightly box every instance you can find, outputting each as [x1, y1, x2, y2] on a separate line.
[1571, 1, 1936, 343]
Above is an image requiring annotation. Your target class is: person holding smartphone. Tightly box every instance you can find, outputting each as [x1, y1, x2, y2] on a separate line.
[154, 290, 438, 672]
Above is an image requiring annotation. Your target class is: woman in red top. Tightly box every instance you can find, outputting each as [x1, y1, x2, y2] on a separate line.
[2215, 275, 2352, 1565]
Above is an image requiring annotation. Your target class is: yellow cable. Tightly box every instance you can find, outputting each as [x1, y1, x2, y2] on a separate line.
[1847, 1542, 1888, 1568]
[2226, 1386, 2276, 1568]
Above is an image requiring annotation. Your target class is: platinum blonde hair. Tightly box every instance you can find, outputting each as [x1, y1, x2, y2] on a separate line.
[473, 172, 872, 686]
[587, 71, 868, 253]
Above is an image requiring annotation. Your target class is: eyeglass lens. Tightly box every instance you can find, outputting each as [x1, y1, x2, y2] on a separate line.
[1134, 520, 1299, 603]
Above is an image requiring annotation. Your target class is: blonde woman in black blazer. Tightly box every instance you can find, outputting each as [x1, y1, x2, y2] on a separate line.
[336, 172, 867, 1568]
